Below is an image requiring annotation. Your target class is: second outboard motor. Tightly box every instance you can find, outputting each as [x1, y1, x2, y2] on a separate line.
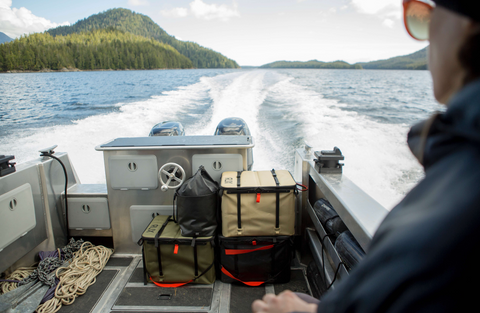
[149, 121, 185, 136]
[214, 117, 251, 136]
[214, 117, 253, 170]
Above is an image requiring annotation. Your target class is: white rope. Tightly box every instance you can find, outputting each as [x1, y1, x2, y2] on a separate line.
[0, 265, 37, 294]
[36, 242, 113, 313]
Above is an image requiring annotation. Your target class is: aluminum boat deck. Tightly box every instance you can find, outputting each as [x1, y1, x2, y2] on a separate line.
[1, 131, 388, 313]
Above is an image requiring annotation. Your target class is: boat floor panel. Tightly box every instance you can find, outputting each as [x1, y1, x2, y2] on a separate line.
[58, 269, 118, 313]
[114, 286, 213, 307]
[106, 257, 135, 267]
[230, 285, 265, 313]
[55, 255, 312, 313]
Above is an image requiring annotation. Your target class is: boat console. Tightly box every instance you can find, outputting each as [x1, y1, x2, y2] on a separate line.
[0, 118, 388, 313]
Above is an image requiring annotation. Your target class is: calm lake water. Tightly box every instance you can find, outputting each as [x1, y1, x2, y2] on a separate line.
[0, 68, 443, 210]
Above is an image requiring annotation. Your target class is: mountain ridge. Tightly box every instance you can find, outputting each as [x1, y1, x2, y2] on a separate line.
[258, 47, 428, 70]
[47, 8, 239, 69]
[0, 32, 13, 44]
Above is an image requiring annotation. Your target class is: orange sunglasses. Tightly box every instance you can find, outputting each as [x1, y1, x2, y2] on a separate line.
[403, 0, 435, 41]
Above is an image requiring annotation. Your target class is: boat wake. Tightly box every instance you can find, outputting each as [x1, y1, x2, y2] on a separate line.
[1, 70, 423, 210]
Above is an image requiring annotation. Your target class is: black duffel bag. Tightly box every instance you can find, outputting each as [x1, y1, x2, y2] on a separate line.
[174, 165, 219, 237]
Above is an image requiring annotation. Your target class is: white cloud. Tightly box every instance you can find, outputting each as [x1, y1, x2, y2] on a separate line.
[128, 0, 149, 6]
[0, 0, 69, 38]
[190, 0, 239, 21]
[319, 7, 337, 18]
[350, 0, 400, 15]
[160, 7, 189, 18]
[350, 0, 402, 28]
[383, 18, 395, 28]
[160, 0, 239, 22]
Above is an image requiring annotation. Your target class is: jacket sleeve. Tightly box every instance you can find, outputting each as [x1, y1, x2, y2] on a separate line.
[317, 145, 480, 313]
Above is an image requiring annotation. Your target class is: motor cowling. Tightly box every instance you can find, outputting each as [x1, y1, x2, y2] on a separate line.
[214, 117, 251, 136]
[214, 117, 253, 170]
[149, 121, 185, 136]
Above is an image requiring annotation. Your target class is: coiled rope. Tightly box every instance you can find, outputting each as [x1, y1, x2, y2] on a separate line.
[0, 265, 37, 294]
[36, 241, 113, 313]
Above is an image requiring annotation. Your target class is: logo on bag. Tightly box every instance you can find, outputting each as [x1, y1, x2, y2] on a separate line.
[225, 177, 233, 184]
[146, 224, 158, 233]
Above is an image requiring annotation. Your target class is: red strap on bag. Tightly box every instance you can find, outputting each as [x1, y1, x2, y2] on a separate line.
[256, 193, 261, 203]
[174, 244, 179, 254]
[224, 244, 274, 255]
[150, 276, 192, 288]
[221, 266, 265, 287]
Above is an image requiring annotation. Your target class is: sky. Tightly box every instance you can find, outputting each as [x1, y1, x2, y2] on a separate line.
[0, 0, 429, 66]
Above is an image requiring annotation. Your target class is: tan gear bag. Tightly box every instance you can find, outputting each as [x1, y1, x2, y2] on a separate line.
[220, 170, 297, 237]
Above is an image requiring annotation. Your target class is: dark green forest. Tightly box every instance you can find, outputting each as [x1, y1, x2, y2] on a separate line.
[260, 60, 363, 69]
[48, 8, 239, 69]
[0, 29, 193, 71]
[358, 47, 427, 70]
[259, 47, 428, 70]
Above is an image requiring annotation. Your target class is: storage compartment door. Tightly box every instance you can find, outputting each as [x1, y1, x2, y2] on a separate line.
[68, 197, 111, 230]
[0, 184, 36, 251]
[108, 155, 158, 190]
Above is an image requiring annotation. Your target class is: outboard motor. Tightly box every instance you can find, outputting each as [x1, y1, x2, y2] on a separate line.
[214, 117, 253, 170]
[149, 121, 185, 136]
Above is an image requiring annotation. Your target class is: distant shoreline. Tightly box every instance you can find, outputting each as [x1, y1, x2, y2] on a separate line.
[0, 67, 429, 74]
[0, 67, 200, 74]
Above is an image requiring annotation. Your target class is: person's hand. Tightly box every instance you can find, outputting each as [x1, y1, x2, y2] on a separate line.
[252, 290, 318, 313]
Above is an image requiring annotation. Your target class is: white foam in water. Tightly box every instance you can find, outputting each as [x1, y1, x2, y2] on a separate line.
[263, 73, 424, 209]
[2, 77, 213, 184]
[2, 70, 424, 210]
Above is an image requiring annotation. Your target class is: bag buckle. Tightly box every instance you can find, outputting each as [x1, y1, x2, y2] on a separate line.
[237, 228, 243, 235]
[274, 227, 280, 235]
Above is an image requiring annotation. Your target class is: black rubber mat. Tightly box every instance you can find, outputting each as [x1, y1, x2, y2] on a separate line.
[274, 269, 310, 295]
[106, 257, 134, 267]
[230, 284, 265, 313]
[58, 269, 118, 313]
[114, 286, 213, 307]
[128, 267, 150, 284]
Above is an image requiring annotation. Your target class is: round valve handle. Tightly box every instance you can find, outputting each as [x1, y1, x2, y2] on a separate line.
[158, 163, 186, 192]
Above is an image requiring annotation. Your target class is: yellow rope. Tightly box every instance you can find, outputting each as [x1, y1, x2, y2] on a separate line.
[0, 265, 37, 294]
[36, 242, 113, 313]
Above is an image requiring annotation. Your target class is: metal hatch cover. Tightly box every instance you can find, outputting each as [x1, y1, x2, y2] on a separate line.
[96, 136, 254, 150]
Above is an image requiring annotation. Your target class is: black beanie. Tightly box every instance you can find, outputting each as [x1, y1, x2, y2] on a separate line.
[433, 0, 480, 21]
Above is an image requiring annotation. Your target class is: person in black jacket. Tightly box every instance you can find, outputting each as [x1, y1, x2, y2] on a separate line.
[252, 0, 480, 312]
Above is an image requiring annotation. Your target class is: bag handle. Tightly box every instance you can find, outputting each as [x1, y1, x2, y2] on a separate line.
[225, 244, 274, 255]
[221, 266, 265, 287]
[150, 278, 193, 288]
[173, 193, 178, 223]
[271, 169, 280, 231]
[199, 165, 219, 188]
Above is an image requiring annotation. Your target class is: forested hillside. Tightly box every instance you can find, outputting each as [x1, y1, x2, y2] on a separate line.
[258, 47, 427, 70]
[358, 47, 427, 70]
[260, 60, 362, 69]
[0, 29, 193, 72]
[48, 8, 239, 69]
